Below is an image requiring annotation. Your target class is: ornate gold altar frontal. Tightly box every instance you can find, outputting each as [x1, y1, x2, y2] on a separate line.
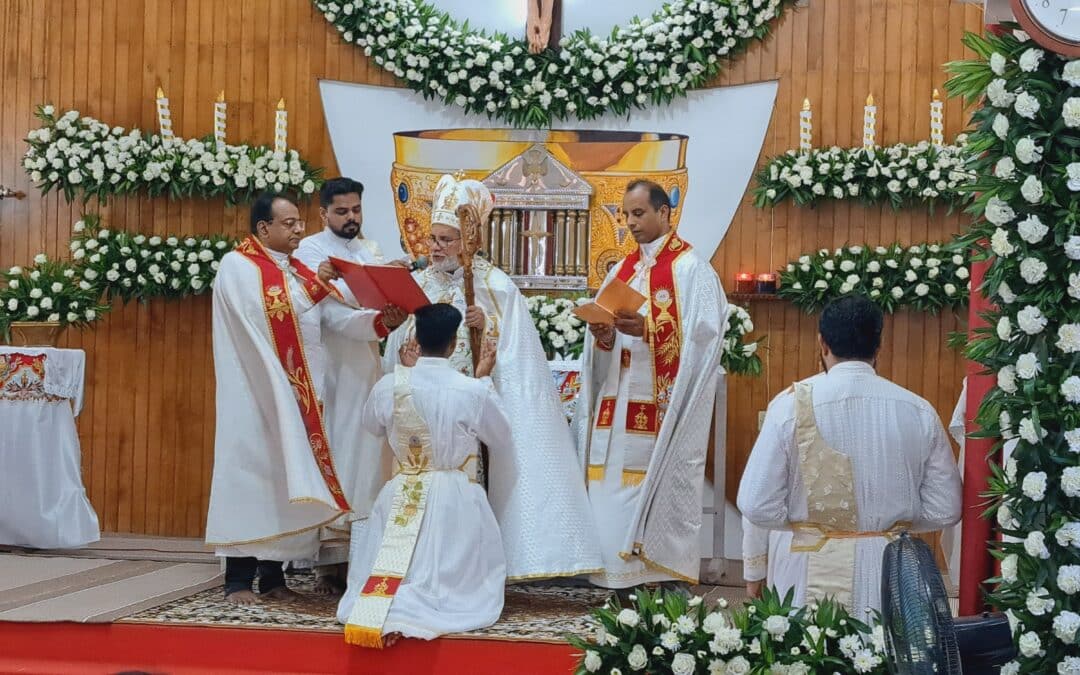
[390, 129, 689, 289]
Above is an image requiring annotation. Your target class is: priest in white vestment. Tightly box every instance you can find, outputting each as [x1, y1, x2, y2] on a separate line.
[571, 179, 727, 589]
[294, 177, 395, 589]
[206, 192, 403, 604]
[382, 174, 602, 581]
[737, 295, 962, 622]
[340, 303, 507, 647]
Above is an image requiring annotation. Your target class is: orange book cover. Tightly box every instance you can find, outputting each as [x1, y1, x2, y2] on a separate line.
[329, 257, 430, 313]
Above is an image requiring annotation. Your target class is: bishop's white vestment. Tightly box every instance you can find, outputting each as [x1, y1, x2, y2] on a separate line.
[382, 257, 602, 580]
[571, 233, 727, 588]
[295, 229, 393, 559]
[737, 362, 963, 622]
[206, 237, 388, 561]
[339, 358, 507, 645]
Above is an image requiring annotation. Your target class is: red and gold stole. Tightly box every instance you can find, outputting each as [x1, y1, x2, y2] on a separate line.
[235, 236, 351, 511]
[610, 233, 689, 435]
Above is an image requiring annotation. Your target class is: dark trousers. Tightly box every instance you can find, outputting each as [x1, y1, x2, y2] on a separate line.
[224, 556, 287, 596]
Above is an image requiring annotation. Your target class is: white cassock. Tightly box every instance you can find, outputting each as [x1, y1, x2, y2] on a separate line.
[737, 362, 963, 622]
[206, 240, 388, 561]
[338, 357, 507, 641]
[571, 232, 726, 588]
[382, 257, 602, 580]
[295, 229, 393, 560]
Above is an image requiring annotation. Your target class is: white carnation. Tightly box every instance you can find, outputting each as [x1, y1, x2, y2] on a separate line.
[617, 608, 640, 628]
[1065, 60, 1080, 86]
[1021, 175, 1044, 203]
[1025, 531, 1051, 559]
[1019, 631, 1042, 658]
[992, 113, 1010, 140]
[984, 197, 1015, 226]
[1059, 565, 1080, 595]
[1017, 214, 1048, 244]
[1023, 471, 1048, 501]
[1015, 137, 1042, 164]
[1064, 467, 1080, 498]
[1014, 91, 1041, 119]
[1001, 554, 1018, 583]
[1054, 609, 1080, 643]
[583, 650, 601, 672]
[997, 365, 1018, 393]
[1065, 98, 1080, 128]
[1026, 586, 1054, 616]
[1019, 48, 1044, 73]
[1014, 351, 1038, 379]
[1063, 376, 1080, 404]
[994, 156, 1016, 180]
[1019, 417, 1044, 444]
[1058, 324, 1080, 354]
[990, 52, 1007, 76]
[987, 79, 1015, 108]
[1017, 304, 1047, 334]
[1059, 522, 1080, 548]
[763, 615, 789, 640]
[1067, 429, 1080, 454]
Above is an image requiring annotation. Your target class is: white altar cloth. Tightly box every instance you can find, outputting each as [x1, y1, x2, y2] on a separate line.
[0, 346, 99, 549]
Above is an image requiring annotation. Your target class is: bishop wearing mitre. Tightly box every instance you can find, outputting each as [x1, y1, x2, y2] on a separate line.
[206, 191, 404, 605]
[571, 179, 727, 590]
[382, 173, 602, 581]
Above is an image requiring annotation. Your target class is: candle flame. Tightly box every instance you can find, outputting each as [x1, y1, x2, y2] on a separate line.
[217, 90, 225, 103]
[156, 86, 165, 99]
[277, 98, 286, 110]
[802, 98, 811, 111]
[866, 94, 874, 106]
[932, 88, 940, 102]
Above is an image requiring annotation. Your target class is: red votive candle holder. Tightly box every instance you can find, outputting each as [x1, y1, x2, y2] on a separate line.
[755, 273, 777, 294]
[734, 272, 755, 294]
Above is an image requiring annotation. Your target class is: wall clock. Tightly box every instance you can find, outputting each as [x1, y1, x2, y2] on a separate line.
[1011, 0, 1080, 56]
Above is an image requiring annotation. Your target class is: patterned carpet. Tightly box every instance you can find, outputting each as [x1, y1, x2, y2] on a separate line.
[122, 570, 616, 643]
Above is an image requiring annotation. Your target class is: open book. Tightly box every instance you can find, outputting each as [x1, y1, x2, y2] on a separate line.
[329, 257, 430, 313]
[571, 278, 648, 325]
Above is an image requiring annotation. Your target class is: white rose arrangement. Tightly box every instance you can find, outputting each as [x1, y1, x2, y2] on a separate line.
[312, 0, 796, 128]
[778, 243, 969, 314]
[946, 30, 1080, 672]
[69, 214, 232, 302]
[0, 255, 110, 335]
[569, 586, 886, 674]
[753, 139, 974, 210]
[23, 106, 323, 205]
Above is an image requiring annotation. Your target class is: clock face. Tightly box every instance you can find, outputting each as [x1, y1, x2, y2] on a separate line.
[1020, 0, 1080, 45]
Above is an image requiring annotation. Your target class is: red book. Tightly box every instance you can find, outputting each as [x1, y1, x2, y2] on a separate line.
[329, 257, 430, 313]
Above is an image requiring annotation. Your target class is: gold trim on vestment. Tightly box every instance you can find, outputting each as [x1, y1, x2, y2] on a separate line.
[507, 566, 605, 582]
[204, 512, 343, 547]
[621, 469, 647, 487]
[789, 521, 912, 553]
[587, 465, 606, 482]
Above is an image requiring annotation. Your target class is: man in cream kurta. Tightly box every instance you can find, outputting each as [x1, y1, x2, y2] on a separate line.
[382, 174, 601, 581]
[339, 303, 507, 648]
[738, 295, 962, 622]
[206, 192, 402, 605]
[295, 177, 395, 588]
[571, 179, 726, 589]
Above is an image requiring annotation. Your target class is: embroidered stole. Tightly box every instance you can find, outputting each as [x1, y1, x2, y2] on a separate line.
[234, 236, 350, 511]
[587, 234, 688, 486]
[345, 366, 435, 648]
[788, 381, 907, 609]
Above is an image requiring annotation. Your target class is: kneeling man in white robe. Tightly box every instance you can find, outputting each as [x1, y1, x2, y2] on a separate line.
[340, 303, 508, 647]
[737, 295, 962, 622]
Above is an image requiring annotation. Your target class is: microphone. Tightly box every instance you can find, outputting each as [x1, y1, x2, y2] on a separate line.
[407, 255, 429, 272]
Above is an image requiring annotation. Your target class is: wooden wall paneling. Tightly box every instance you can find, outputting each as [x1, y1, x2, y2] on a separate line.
[0, 0, 982, 536]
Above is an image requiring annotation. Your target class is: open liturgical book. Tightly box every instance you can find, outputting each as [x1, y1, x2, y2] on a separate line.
[329, 257, 430, 313]
[571, 278, 647, 325]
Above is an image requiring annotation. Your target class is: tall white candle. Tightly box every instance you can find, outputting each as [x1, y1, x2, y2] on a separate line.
[214, 91, 227, 153]
[274, 98, 287, 154]
[862, 94, 876, 151]
[799, 98, 812, 153]
[930, 89, 944, 148]
[156, 86, 174, 142]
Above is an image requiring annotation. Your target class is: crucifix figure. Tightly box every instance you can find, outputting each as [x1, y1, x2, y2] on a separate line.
[526, 0, 561, 54]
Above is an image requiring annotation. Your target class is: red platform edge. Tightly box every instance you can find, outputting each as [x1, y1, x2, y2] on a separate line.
[0, 622, 581, 675]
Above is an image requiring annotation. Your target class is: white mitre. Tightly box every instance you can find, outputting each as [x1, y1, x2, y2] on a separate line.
[430, 174, 495, 233]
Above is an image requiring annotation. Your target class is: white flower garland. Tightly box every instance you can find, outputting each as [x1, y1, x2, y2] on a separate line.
[945, 29, 1080, 675]
[754, 139, 975, 210]
[313, 0, 796, 127]
[0, 256, 110, 330]
[779, 242, 970, 314]
[22, 106, 323, 205]
[722, 304, 764, 375]
[70, 215, 232, 302]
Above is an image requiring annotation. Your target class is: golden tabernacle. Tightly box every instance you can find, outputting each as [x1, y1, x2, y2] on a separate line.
[389, 129, 689, 290]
